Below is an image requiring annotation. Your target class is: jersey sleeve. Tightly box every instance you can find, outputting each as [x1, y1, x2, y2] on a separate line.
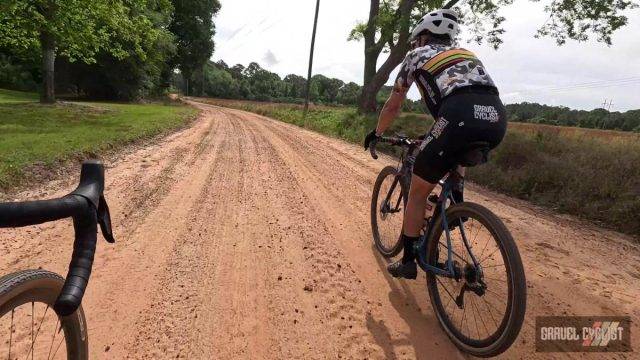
[394, 53, 416, 92]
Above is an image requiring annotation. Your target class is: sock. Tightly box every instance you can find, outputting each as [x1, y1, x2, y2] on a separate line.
[401, 234, 420, 263]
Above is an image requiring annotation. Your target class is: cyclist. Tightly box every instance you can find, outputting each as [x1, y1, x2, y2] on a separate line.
[364, 8, 507, 279]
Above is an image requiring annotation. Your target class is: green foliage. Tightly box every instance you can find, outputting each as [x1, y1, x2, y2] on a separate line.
[0, 54, 39, 92]
[0, 0, 162, 63]
[53, 0, 176, 100]
[0, 98, 197, 189]
[0, 0, 219, 101]
[170, 0, 221, 92]
[506, 102, 640, 132]
[470, 128, 640, 235]
[536, 0, 638, 45]
[189, 60, 427, 111]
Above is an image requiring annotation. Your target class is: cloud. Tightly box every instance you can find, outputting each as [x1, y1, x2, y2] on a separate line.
[262, 50, 279, 66]
[212, 0, 640, 111]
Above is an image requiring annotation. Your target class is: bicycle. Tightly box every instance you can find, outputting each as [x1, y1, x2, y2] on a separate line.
[369, 136, 526, 357]
[0, 160, 115, 360]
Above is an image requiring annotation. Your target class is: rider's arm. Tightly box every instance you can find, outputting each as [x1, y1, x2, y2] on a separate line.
[375, 53, 414, 135]
[375, 88, 407, 135]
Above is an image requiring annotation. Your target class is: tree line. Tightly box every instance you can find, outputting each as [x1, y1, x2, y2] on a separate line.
[180, 60, 425, 111]
[0, 0, 220, 102]
[506, 103, 640, 132]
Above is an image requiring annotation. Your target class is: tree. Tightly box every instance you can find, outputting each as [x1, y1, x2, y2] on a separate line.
[336, 82, 361, 105]
[283, 74, 307, 98]
[350, 0, 638, 113]
[169, 0, 221, 95]
[0, 0, 160, 103]
[55, 0, 176, 100]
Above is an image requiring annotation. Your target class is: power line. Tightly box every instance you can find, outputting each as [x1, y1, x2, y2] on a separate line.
[515, 76, 640, 94]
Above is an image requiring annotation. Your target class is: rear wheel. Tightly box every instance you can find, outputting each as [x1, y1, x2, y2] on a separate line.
[426, 202, 526, 357]
[0, 269, 88, 360]
[371, 166, 406, 257]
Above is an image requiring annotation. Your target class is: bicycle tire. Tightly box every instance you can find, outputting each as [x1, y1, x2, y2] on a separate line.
[371, 166, 406, 258]
[0, 269, 89, 360]
[425, 202, 526, 357]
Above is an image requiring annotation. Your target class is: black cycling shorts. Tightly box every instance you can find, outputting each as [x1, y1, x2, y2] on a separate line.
[413, 90, 507, 184]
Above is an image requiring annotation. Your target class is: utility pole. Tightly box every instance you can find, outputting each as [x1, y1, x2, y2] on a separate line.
[601, 99, 613, 129]
[303, 0, 320, 117]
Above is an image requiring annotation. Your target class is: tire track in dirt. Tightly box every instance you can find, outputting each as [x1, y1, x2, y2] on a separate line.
[225, 108, 462, 359]
[1, 100, 638, 359]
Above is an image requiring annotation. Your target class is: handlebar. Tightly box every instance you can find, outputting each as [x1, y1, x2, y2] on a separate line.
[0, 160, 115, 316]
[369, 136, 419, 160]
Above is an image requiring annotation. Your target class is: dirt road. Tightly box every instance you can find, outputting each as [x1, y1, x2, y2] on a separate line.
[1, 100, 639, 359]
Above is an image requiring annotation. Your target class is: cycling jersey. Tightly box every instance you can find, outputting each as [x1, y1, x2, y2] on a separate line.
[395, 44, 498, 118]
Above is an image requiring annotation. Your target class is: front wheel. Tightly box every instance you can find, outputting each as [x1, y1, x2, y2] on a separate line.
[426, 202, 526, 357]
[0, 269, 89, 360]
[371, 166, 407, 257]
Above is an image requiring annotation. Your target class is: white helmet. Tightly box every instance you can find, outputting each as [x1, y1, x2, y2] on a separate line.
[410, 9, 459, 41]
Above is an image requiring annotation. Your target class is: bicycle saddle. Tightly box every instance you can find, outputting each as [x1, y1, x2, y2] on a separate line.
[457, 141, 491, 167]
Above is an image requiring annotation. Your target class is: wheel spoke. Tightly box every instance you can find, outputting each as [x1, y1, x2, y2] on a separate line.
[436, 276, 458, 305]
[479, 246, 502, 265]
[47, 317, 59, 360]
[9, 309, 14, 360]
[31, 302, 34, 360]
[481, 296, 499, 329]
[438, 241, 470, 266]
[484, 287, 508, 305]
[49, 323, 64, 360]
[470, 296, 481, 339]
[26, 305, 50, 360]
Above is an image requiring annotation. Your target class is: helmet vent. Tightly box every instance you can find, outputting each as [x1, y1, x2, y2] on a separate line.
[448, 24, 454, 29]
[433, 20, 442, 27]
[443, 13, 458, 21]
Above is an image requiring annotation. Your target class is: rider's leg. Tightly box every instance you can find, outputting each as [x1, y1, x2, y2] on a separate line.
[387, 175, 437, 279]
[403, 174, 438, 237]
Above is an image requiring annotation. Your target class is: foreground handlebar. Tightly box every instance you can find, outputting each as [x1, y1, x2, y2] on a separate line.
[55, 161, 114, 316]
[0, 161, 114, 316]
[54, 198, 98, 316]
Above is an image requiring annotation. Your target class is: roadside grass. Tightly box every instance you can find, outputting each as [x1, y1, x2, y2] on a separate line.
[0, 98, 198, 191]
[0, 88, 39, 103]
[197, 97, 640, 237]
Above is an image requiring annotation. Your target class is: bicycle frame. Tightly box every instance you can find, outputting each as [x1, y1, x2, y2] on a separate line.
[384, 156, 480, 279]
[413, 172, 482, 279]
[374, 135, 482, 279]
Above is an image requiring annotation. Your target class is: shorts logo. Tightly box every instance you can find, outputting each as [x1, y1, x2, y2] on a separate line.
[431, 118, 449, 138]
[419, 135, 434, 150]
[474, 105, 499, 122]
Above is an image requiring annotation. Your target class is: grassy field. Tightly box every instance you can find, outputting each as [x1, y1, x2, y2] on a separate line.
[198, 97, 640, 237]
[0, 88, 39, 103]
[0, 91, 198, 190]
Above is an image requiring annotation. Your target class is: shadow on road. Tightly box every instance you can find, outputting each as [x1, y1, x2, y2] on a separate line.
[366, 244, 463, 359]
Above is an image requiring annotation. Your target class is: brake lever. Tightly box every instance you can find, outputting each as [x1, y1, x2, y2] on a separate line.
[369, 139, 379, 160]
[97, 195, 115, 243]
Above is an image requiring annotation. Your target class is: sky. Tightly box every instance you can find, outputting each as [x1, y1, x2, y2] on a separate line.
[212, 0, 640, 111]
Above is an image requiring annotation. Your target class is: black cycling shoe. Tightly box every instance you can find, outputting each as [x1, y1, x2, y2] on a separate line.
[387, 260, 417, 280]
